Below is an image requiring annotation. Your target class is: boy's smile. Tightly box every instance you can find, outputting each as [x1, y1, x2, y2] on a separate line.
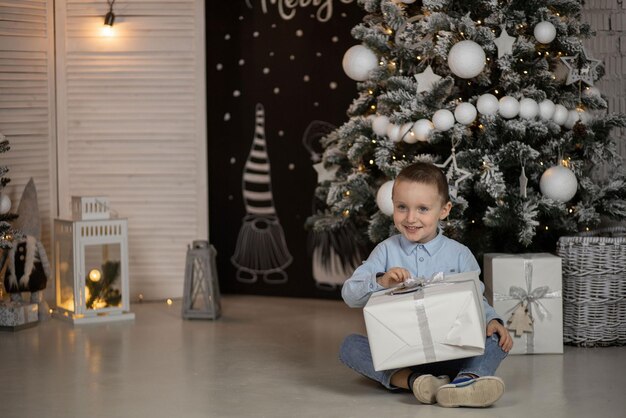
[392, 179, 451, 244]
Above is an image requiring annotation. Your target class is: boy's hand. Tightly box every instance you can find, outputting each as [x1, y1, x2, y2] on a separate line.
[487, 319, 513, 353]
[376, 267, 411, 288]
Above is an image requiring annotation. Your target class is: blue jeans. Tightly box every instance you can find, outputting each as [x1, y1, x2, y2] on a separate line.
[339, 333, 508, 390]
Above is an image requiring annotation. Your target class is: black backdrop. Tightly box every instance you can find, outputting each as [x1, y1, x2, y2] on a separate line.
[206, 1, 365, 299]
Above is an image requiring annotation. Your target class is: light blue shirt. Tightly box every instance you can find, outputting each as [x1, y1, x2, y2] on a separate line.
[342, 230, 501, 324]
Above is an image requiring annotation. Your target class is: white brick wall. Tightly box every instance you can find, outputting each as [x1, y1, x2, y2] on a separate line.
[583, 1, 626, 157]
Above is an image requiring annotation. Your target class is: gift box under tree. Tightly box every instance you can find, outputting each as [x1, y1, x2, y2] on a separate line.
[484, 253, 563, 354]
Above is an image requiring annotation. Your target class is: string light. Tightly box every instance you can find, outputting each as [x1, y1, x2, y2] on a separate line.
[342, 209, 350, 217]
[369, 159, 374, 165]
[344, 190, 351, 197]
[545, 226, 549, 230]
[166, 299, 173, 305]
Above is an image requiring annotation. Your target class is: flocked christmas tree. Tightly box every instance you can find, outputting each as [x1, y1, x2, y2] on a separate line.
[308, 0, 626, 262]
[0, 132, 17, 250]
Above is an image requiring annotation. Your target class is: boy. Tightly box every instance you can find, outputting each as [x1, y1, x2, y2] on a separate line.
[340, 162, 513, 408]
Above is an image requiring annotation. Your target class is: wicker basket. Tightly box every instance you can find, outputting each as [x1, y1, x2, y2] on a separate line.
[556, 227, 626, 347]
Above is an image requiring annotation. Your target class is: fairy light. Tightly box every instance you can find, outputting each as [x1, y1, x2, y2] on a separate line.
[494, 89, 499, 94]
[523, 70, 528, 74]
[370, 105, 376, 110]
[342, 209, 350, 217]
[344, 190, 351, 197]
[585, 226, 590, 231]
[417, 55, 422, 60]
[166, 298, 173, 306]
[545, 226, 549, 230]
[369, 159, 374, 165]
[371, 139, 377, 144]
[479, 124, 484, 129]
[368, 89, 374, 95]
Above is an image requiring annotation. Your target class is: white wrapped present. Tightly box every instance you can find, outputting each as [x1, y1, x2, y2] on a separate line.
[364, 271, 486, 371]
[0, 301, 39, 331]
[484, 253, 563, 354]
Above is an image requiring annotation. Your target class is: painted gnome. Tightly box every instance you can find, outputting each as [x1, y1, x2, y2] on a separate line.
[1, 179, 51, 320]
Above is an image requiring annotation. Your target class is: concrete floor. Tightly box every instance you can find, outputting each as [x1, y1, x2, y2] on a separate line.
[1, 295, 625, 418]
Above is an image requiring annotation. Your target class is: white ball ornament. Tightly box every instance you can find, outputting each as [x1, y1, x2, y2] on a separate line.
[447, 40, 486, 79]
[538, 99, 556, 120]
[0, 194, 11, 214]
[412, 119, 434, 142]
[564, 110, 580, 129]
[432, 109, 456, 131]
[540, 165, 578, 202]
[552, 104, 569, 125]
[372, 115, 390, 136]
[386, 123, 403, 143]
[519, 98, 539, 119]
[376, 180, 395, 216]
[498, 96, 520, 119]
[342, 45, 378, 81]
[534, 21, 557, 44]
[400, 122, 417, 143]
[454, 102, 478, 125]
[476, 94, 499, 115]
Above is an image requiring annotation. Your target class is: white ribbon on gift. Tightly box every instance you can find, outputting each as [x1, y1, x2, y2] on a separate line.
[494, 259, 561, 353]
[394, 272, 477, 363]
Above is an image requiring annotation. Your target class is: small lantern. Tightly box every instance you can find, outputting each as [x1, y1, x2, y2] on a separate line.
[182, 240, 221, 320]
[53, 197, 133, 324]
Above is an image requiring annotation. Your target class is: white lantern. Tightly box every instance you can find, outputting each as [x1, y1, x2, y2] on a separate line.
[454, 102, 478, 125]
[376, 180, 395, 216]
[447, 40, 486, 79]
[54, 200, 133, 324]
[534, 21, 557, 44]
[552, 104, 569, 125]
[412, 119, 434, 142]
[342, 45, 378, 81]
[476, 94, 499, 115]
[432, 109, 456, 131]
[519, 98, 539, 119]
[538, 100, 556, 120]
[372, 115, 390, 136]
[498, 96, 520, 119]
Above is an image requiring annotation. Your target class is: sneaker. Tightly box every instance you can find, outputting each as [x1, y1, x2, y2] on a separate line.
[435, 376, 505, 408]
[411, 374, 451, 404]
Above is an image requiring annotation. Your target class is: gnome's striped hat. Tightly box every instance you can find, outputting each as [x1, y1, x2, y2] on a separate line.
[242, 103, 276, 216]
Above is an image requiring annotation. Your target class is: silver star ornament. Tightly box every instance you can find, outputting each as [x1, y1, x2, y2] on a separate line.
[435, 148, 471, 199]
[560, 47, 602, 86]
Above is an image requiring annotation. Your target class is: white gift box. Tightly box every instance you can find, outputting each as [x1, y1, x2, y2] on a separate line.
[484, 253, 563, 354]
[364, 271, 486, 371]
[0, 301, 38, 330]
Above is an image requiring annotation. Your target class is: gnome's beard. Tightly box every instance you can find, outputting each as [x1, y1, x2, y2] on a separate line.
[231, 215, 292, 272]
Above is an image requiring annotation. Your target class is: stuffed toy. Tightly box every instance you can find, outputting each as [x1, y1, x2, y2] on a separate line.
[0, 178, 51, 320]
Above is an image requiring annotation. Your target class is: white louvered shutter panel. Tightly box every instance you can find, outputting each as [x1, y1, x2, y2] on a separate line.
[0, 0, 57, 304]
[55, 0, 207, 299]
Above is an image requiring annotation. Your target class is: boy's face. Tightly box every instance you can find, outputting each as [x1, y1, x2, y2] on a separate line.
[392, 179, 452, 243]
